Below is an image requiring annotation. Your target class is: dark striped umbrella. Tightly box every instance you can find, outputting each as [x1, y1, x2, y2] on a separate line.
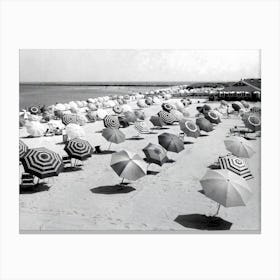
[196, 117, 214, 132]
[134, 110, 146, 120]
[62, 114, 79, 125]
[158, 110, 177, 125]
[158, 133, 184, 153]
[204, 110, 221, 124]
[21, 147, 64, 179]
[29, 106, 40, 115]
[218, 155, 253, 180]
[118, 116, 130, 128]
[103, 115, 120, 129]
[143, 143, 168, 166]
[243, 114, 261, 132]
[179, 119, 200, 138]
[113, 105, 123, 114]
[149, 115, 165, 128]
[102, 128, 126, 144]
[161, 103, 173, 112]
[64, 138, 94, 161]
[19, 140, 29, 160]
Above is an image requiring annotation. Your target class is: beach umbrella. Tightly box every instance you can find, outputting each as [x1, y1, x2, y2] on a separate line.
[124, 111, 137, 123]
[196, 106, 204, 114]
[65, 123, 85, 140]
[224, 136, 255, 158]
[102, 128, 126, 145]
[179, 119, 200, 138]
[64, 138, 93, 161]
[149, 115, 165, 128]
[179, 108, 191, 118]
[158, 110, 177, 125]
[134, 121, 150, 134]
[96, 109, 108, 120]
[200, 169, 252, 215]
[86, 111, 97, 122]
[232, 102, 243, 112]
[55, 103, 66, 111]
[110, 150, 147, 181]
[88, 103, 97, 111]
[158, 133, 184, 153]
[137, 99, 147, 108]
[250, 106, 261, 114]
[113, 105, 123, 114]
[134, 110, 146, 120]
[220, 100, 228, 106]
[218, 155, 253, 180]
[145, 98, 153, 106]
[202, 104, 211, 113]
[243, 114, 261, 132]
[240, 100, 250, 108]
[76, 114, 87, 126]
[122, 104, 133, 113]
[118, 116, 130, 128]
[161, 103, 173, 112]
[62, 114, 79, 126]
[196, 117, 214, 132]
[19, 140, 29, 160]
[204, 110, 221, 124]
[174, 101, 184, 110]
[170, 109, 184, 121]
[48, 119, 65, 130]
[21, 147, 64, 179]
[26, 121, 45, 137]
[103, 115, 120, 129]
[29, 106, 40, 115]
[20, 109, 31, 120]
[143, 143, 168, 166]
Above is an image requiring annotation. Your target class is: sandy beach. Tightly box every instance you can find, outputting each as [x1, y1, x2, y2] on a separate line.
[19, 99, 261, 232]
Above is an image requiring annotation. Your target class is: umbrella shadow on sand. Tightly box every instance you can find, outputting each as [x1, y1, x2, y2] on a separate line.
[147, 170, 160, 175]
[184, 141, 194, 145]
[93, 150, 116, 155]
[20, 182, 50, 194]
[62, 166, 83, 173]
[151, 127, 169, 130]
[199, 134, 209, 137]
[174, 214, 232, 230]
[126, 137, 145, 141]
[90, 184, 136, 194]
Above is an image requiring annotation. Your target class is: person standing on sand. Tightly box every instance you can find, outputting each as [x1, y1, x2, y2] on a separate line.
[226, 105, 230, 118]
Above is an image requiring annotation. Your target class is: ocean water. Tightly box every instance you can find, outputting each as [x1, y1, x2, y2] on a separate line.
[19, 84, 168, 109]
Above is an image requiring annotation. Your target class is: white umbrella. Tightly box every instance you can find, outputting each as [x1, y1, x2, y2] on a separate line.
[26, 121, 46, 137]
[65, 123, 85, 140]
[96, 109, 108, 120]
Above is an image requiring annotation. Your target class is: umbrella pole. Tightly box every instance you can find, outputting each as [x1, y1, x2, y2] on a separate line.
[120, 177, 125, 185]
[108, 142, 112, 151]
[147, 163, 150, 171]
[213, 203, 221, 217]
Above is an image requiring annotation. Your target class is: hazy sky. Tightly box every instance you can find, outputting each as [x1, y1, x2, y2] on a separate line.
[20, 49, 261, 83]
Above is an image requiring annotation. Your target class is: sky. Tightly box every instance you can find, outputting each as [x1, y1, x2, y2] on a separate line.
[19, 49, 261, 83]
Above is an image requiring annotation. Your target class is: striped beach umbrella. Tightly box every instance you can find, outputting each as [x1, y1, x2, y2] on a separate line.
[179, 119, 200, 138]
[243, 114, 261, 132]
[161, 103, 173, 112]
[158, 133, 184, 153]
[21, 147, 64, 179]
[204, 110, 221, 124]
[149, 115, 165, 128]
[19, 140, 29, 160]
[102, 128, 126, 144]
[134, 121, 150, 134]
[113, 105, 123, 114]
[62, 114, 79, 126]
[200, 169, 252, 209]
[196, 117, 214, 132]
[224, 136, 255, 158]
[29, 106, 40, 115]
[64, 138, 93, 161]
[218, 155, 253, 180]
[143, 143, 168, 166]
[110, 150, 147, 181]
[158, 110, 177, 125]
[103, 115, 120, 129]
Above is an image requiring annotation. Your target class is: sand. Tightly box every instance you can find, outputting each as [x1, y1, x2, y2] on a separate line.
[19, 99, 261, 232]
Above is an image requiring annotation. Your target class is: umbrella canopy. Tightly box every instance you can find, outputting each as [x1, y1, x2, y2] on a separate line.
[143, 143, 168, 166]
[102, 128, 126, 144]
[76, 114, 87, 126]
[137, 99, 147, 108]
[224, 136, 255, 158]
[200, 169, 252, 207]
[19, 140, 29, 160]
[250, 106, 261, 114]
[21, 147, 64, 179]
[218, 155, 253, 180]
[26, 121, 45, 137]
[29, 106, 40, 115]
[86, 111, 97, 122]
[204, 110, 221, 124]
[202, 104, 211, 113]
[196, 117, 214, 132]
[180, 108, 191, 118]
[134, 110, 146, 120]
[179, 119, 200, 138]
[48, 120, 65, 130]
[64, 138, 93, 160]
[243, 114, 261, 132]
[113, 105, 123, 114]
[161, 103, 173, 112]
[55, 103, 66, 111]
[65, 123, 85, 140]
[96, 109, 108, 120]
[158, 110, 177, 125]
[149, 115, 165, 127]
[145, 99, 153, 106]
[62, 114, 79, 126]
[220, 100, 229, 106]
[118, 116, 130, 128]
[240, 100, 250, 108]
[122, 104, 133, 113]
[124, 111, 137, 123]
[170, 109, 184, 121]
[232, 102, 243, 112]
[158, 133, 184, 153]
[110, 150, 147, 181]
[103, 115, 120, 129]
[134, 121, 150, 134]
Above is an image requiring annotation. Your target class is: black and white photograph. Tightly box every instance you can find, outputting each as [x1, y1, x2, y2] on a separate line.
[19, 49, 261, 232]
